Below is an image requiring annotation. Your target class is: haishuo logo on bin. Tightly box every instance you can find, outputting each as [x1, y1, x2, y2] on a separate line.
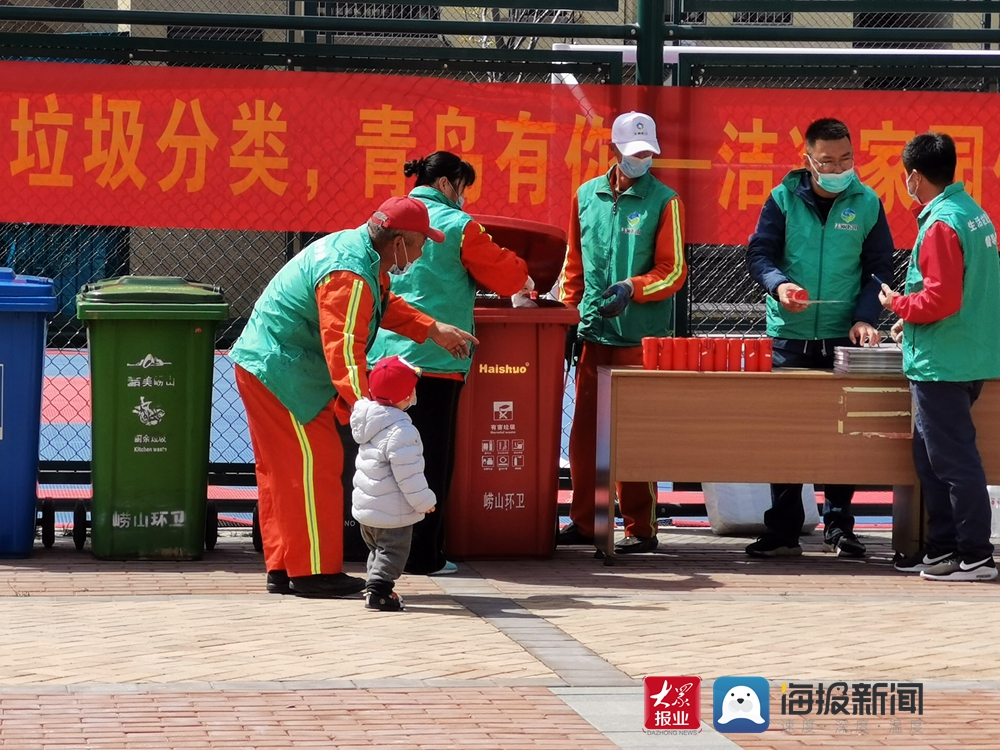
[479, 362, 529, 374]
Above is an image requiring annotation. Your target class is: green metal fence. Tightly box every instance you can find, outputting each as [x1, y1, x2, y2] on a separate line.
[3, 2, 632, 484]
[6, 1, 1000, 482]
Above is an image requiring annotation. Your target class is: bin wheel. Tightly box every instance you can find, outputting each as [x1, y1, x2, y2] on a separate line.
[205, 502, 219, 551]
[251, 503, 263, 554]
[40, 499, 56, 549]
[72, 501, 88, 551]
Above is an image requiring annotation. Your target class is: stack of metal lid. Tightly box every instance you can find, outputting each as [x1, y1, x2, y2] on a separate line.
[833, 345, 904, 374]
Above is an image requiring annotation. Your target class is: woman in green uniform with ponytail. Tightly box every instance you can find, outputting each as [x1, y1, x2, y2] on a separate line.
[368, 152, 531, 575]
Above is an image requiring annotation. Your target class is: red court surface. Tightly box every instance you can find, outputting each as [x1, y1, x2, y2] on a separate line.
[42, 377, 90, 423]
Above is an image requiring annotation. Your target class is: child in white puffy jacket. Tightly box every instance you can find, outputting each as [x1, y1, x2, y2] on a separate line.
[351, 356, 436, 611]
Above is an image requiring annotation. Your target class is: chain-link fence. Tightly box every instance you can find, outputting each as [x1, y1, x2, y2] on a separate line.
[10, 2, 1000, 482]
[668, 6, 995, 49]
[685, 244, 913, 336]
[679, 46, 999, 337]
[1, 4, 622, 484]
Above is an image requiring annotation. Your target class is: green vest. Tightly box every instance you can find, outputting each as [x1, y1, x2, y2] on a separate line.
[230, 226, 385, 424]
[576, 168, 678, 347]
[367, 186, 476, 375]
[902, 182, 1000, 382]
[765, 169, 882, 340]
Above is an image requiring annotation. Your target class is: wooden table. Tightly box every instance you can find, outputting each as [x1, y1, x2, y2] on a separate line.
[595, 369, 1000, 561]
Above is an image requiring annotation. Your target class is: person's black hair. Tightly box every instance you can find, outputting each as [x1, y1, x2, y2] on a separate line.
[804, 118, 851, 148]
[901, 132, 956, 186]
[403, 151, 476, 189]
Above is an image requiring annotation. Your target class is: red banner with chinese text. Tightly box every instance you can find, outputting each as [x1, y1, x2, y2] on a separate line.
[0, 59, 994, 248]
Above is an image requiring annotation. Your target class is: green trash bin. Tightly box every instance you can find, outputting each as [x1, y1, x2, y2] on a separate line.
[77, 276, 228, 560]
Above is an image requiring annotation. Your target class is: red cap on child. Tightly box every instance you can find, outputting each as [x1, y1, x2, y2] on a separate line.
[368, 356, 421, 406]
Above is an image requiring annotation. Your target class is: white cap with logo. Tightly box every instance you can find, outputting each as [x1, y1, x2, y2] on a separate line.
[611, 111, 660, 156]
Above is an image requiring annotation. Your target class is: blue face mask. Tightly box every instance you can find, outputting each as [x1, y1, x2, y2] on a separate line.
[445, 180, 465, 210]
[809, 156, 857, 194]
[618, 154, 653, 180]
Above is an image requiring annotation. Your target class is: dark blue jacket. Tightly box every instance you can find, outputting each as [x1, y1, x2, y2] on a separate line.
[746, 171, 895, 330]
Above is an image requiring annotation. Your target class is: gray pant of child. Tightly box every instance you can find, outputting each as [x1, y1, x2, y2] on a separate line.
[360, 524, 413, 594]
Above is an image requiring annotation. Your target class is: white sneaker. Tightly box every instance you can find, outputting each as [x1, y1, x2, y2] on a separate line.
[921, 556, 998, 582]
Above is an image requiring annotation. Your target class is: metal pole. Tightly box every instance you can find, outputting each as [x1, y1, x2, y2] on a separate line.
[303, 1, 318, 47]
[636, 0, 665, 85]
[670, 0, 683, 38]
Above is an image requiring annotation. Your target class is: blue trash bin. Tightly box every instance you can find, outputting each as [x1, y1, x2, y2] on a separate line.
[0, 268, 57, 557]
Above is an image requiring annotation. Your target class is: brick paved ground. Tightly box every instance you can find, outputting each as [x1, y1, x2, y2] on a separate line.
[1, 527, 998, 749]
[0, 688, 617, 750]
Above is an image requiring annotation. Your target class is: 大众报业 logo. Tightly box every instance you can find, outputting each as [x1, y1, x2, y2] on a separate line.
[643, 676, 701, 732]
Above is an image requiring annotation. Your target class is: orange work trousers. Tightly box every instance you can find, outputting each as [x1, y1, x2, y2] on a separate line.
[235, 365, 346, 578]
[569, 340, 658, 539]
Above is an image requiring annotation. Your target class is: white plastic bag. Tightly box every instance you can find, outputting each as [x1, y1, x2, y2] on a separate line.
[511, 275, 537, 307]
[703, 483, 820, 536]
[989, 486, 1000, 540]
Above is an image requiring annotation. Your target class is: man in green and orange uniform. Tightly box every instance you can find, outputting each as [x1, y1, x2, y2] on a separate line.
[557, 111, 687, 554]
[231, 197, 477, 598]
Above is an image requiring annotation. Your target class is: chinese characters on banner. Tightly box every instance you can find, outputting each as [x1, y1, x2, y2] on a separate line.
[2, 60, 1000, 247]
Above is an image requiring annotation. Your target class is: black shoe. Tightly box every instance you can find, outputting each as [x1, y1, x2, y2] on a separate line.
[893, 546, 955, 573]
[614, 535, 658, 554]
[823, 532, 866, 559]
[289, 573, 366, 598]
[745, 533, 802, 558]
[266, 570, 292, 595]
[365, 590, 404, 611]
[556, 522, 594, 546]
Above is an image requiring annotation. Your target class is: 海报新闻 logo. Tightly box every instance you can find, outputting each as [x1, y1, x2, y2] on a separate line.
[713, 676, 770, 733]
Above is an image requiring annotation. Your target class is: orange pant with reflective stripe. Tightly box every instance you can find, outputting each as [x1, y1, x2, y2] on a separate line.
[235, 365, 345, 578]
[568, 341, 658, 539]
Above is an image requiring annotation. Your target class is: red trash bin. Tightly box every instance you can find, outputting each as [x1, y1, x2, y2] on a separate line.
[445, 216, 580, 559]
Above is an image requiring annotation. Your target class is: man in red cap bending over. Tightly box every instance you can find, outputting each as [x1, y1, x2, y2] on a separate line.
[231, 197, 478, 598]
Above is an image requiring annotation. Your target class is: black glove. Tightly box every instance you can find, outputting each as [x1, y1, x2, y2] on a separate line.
[598, 281, 632, 319]
[565, 327, 581, 369]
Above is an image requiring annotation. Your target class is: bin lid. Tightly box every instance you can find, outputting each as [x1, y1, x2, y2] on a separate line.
[473, 297, 580, 325]
[0, 267, 59, 313]
[77, 276, 228, 320]
[470, 215, 567, 295]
